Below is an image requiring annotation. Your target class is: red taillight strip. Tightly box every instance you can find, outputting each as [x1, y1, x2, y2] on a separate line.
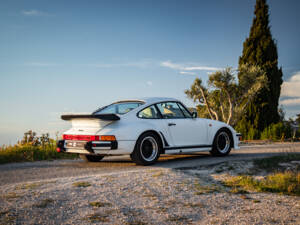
[62, 134, 100, 141]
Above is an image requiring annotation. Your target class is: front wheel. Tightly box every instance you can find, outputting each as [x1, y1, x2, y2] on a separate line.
[131, 132, 161, 165]
[80, 154, 104, 162]
[210, 129, 232, 156]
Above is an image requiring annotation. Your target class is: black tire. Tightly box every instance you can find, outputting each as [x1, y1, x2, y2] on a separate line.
[130, 132, 161, 166]
[210, 128, 232, 156]
[79, 154, 104, 162]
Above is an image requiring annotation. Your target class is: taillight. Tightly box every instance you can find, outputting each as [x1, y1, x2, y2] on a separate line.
[100, 135, 116, 141]
[62, 135, 100, 141]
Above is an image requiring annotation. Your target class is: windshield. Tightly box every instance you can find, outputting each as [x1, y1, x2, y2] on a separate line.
[93, 101, 144, 115]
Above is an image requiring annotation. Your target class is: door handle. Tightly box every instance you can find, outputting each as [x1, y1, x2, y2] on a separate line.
[168, 123, 176, 126]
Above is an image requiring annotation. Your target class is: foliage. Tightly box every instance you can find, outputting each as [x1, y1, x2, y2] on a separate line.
[296, 114, 300, 124]
[185, 65, 267, 126]
[237, 0, 283, 137]
[0, 131, 77, 164]
[260, 122, 292, 141]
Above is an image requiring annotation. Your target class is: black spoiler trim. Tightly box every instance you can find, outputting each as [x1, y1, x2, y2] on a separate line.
[61, 114, 120, 121]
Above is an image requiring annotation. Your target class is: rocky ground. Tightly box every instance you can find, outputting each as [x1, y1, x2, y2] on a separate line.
[1, 159, 300, 225]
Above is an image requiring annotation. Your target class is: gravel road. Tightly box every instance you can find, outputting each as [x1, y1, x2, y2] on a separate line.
[0, 143, 300, 224]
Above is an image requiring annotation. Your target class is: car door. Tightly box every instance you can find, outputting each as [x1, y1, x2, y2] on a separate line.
[156, 102, 208, 147]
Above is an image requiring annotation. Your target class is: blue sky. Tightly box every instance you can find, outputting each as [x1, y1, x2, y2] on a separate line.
[0, 0, 300, 145]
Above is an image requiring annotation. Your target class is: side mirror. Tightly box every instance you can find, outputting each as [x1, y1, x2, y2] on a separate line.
[192, 112, 198, 118]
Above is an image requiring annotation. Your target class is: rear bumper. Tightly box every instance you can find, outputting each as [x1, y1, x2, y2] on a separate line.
[56, 140, 135, 155]
[56, 140, 118, 153]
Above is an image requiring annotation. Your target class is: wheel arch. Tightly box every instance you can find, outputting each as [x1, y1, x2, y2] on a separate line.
[135, 130, 164, 153]
[215, 127, 234, 148]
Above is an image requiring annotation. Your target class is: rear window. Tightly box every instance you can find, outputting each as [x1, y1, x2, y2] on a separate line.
[93, 102, 144, 115]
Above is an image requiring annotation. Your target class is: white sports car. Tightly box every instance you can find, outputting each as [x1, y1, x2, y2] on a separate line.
[57, 97, 241, 165]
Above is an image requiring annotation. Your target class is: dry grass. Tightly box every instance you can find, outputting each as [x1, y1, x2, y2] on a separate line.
[89, 201, 112, 207]
[34, 198, 54, 208]
[224, 171, 300, 196]
[72, 181, 91, 187]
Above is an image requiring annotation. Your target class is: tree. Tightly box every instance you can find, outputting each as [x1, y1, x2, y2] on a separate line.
[296, 114, 300, 124]
[185, 64, 267, 127]
[237, 0, 283, 137]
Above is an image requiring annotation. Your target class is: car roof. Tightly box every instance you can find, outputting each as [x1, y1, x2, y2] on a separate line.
[114, 97, 179, 105]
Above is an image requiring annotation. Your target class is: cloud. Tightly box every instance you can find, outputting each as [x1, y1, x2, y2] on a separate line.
[179, 71, 197, 75]
[21, 10, 51, 16]
[146, 81, 153, 86]
[280, 98, 300, 106]
[160, 60, 222, 74]
[281, 72, 300, 98]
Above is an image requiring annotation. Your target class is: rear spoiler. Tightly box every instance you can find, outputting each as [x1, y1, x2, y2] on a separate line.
[61, 114, 120, 121]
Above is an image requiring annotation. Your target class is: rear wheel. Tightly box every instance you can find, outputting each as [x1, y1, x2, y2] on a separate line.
[79, 154, 104, 162]
[130, 132, 161, 165]
[210, 128, 232, 156]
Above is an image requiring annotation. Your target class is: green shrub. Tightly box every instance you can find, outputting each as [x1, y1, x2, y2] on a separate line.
[260, 122, 292, 141]
[0, 143, 77, 164]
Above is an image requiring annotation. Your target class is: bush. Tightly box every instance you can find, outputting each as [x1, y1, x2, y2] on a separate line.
[260, 122, 292, 141]
[0, 142, 77, 164]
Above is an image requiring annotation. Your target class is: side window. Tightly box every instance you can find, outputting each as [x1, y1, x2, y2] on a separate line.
[138, 105, 161, 119]
[177, 103, 192, 118]
[156, 102, 185, 119]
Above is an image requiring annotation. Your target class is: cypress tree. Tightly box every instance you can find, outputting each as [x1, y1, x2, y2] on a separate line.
[237, 0, 283, 139]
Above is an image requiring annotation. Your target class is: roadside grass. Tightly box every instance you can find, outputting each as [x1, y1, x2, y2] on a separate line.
[224, 171, 300, 196]
[222, 154, 300, 196]
[0, 144, 77, 164]
[72, 181, 91, 187]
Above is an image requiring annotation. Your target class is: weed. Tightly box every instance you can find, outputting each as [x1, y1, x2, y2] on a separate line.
[240, 194, 251, 200]
[194, 183, 221, 194]
[3, 192, 21, 199]
[167, 215, 190, 223]
[151, 171, 164, 177]
[72, 181, 91, 187]
[184, 202, 205, 208]
[229, 187, 249, 194]
[253, 199, 261, 203]
[85, 212, 110, 223]
[16, 182, 42, 190]
[89, 201, 112, 207]
[34, 198, 54, 208]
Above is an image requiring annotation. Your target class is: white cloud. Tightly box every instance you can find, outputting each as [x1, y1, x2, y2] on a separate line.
[21, 10, 51, 16]
[160, 60, 222, 74]
[280, 98, 300, 106]
[146, 81, 153, 86]
[179, 71, 196, 75]
[281, 72, 300, 98]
